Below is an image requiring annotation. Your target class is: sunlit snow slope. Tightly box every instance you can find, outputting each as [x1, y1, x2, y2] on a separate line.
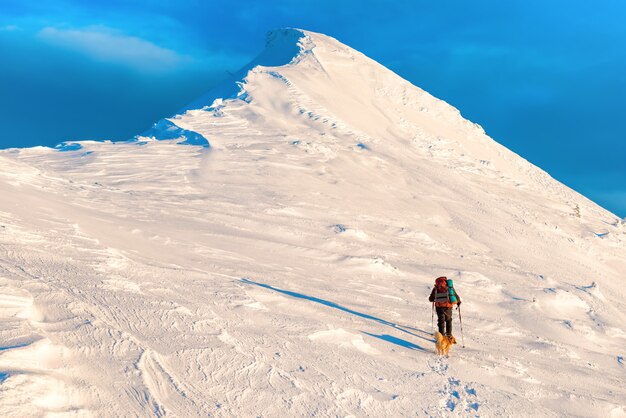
[1, 29, 625, 417]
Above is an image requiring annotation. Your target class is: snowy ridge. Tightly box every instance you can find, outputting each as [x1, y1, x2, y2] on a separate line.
[1, 29, 625, 417]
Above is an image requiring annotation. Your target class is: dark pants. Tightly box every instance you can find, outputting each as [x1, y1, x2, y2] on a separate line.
[436, 307, 453, 336]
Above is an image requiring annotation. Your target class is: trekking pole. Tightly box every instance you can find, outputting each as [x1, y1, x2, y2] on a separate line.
[458, 305, 465, 348]
[431, 302, 435, 333]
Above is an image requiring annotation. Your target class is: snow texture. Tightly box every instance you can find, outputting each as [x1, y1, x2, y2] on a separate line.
[1, 28, 625, 417]
[138, 119, 209, 147]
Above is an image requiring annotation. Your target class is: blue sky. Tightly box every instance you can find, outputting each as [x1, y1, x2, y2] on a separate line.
[0, 0, 624, 216]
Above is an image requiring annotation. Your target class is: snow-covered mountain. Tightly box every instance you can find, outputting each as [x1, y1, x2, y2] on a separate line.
[1, 28, 625, 417]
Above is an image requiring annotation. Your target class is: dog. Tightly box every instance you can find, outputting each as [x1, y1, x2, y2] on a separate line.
[435, 331, 457, 356]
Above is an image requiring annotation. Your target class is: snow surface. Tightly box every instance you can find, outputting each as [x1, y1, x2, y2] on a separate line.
[1, 28, 625, 417]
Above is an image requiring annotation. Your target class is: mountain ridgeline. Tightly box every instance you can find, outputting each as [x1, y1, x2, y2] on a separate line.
[0, 29, 625, 417]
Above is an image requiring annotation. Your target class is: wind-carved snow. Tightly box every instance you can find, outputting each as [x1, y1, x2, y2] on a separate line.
[138, 118, 209, 147]
[1, 28, 625, 417]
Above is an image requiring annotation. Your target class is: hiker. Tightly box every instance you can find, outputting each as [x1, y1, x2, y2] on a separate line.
[428, 276, 461, 337]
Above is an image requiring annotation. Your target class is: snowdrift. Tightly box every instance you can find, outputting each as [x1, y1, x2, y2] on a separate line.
[1, 28, 625, 417]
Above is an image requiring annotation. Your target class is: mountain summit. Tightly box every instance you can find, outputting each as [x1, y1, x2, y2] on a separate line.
[1, 29, 625, 417]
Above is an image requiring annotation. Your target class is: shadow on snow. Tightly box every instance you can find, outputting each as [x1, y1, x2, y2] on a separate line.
[240, 278, 432, 351]
[362, 332, 427, 351]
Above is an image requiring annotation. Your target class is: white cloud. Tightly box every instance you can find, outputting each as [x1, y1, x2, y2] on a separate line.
[37, 26, 186, 72]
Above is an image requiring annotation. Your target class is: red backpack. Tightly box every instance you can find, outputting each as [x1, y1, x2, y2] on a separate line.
[434, 276, 452, 307]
